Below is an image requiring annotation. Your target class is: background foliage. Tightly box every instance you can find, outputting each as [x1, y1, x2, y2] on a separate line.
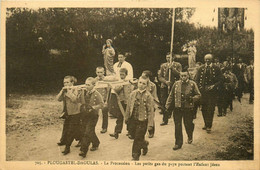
[6, 8, 254, 94]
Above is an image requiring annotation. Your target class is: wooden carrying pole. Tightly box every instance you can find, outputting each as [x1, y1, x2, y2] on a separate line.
[168, 8, 175, 94]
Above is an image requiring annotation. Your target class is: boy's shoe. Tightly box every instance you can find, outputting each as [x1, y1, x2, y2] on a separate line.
[188, 137, 193, 144]
[173, 145, 181, 150]
[62, 147, 70, 155]
[57, 142, 65, 146]
[160, 122, 167, 126]
[206, 127, 211, 133]
[100, 129, 107, 134]
[90, 147, 98, 151]
[202, 126, 207, 130]
[132, 153, 139, 161]
[148, 134, 154, 138]
[128, 134, 134, 140]
[109, 133, 119, 139]
[79, 151, 86, 158]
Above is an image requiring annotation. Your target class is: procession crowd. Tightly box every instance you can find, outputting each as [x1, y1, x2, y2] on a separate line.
[56, 39, 254, 161]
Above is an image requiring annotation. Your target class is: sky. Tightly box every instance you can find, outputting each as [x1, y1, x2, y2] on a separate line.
[190, 7, 254, 30]
[8, 6, 255, 30]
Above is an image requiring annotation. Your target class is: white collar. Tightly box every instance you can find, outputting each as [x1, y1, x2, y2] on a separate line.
[137, 89, 146, 94]
[87, 89, 95, 94]
[182, 79, 189, 84]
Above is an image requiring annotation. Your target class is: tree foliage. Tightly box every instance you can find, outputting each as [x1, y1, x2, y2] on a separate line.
[6, 8, 254, 94]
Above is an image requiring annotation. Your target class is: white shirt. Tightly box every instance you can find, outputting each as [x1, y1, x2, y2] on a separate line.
[113, 61, 133, 80]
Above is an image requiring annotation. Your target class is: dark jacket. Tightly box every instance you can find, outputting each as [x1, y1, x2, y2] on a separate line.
[158, 62, 182, 88]
[165, 80, 201, 110]
[195, 64, 223, 95]
[125, 89, 154, 127]
[79, 89, 104, 115]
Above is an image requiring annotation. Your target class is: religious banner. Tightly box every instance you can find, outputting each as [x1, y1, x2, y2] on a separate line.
[218, 8, 245, 32]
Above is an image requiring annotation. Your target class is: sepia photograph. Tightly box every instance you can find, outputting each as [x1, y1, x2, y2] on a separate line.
[1, 1, 259, 170]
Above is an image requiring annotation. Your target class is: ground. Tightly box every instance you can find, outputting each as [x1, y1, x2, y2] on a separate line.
[6, 93, 253, 161]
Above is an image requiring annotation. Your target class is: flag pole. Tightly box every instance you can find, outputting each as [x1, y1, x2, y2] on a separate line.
[170, 8, 175, 56]
[168, 8, 175, 94]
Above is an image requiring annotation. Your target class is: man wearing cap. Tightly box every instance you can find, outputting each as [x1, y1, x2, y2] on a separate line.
[195, 54, 223, 133]
[158, 53, 182, 126]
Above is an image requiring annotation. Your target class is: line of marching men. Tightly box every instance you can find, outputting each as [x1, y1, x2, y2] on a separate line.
[155, 53, 254, 151]
[56, 52, 254, 160]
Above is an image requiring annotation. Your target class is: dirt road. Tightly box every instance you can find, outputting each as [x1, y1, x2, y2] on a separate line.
[6, 94, 253, 161]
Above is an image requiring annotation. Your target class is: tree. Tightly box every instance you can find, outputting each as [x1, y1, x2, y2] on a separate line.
[6, 8, 253, 94]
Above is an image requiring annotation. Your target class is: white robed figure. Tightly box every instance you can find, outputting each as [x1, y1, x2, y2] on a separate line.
[182, 40, 197, 68]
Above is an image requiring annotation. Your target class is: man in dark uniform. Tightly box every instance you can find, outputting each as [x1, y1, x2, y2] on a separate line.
[158, 53, 182, 126]
[233, 58, 247, 103]
[195, 54, 223, 133]
[214, 57, 223, 69]
[165, 71, 201, 150]
[224, 56, 234, 71]
[217, 67, 234, 117]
